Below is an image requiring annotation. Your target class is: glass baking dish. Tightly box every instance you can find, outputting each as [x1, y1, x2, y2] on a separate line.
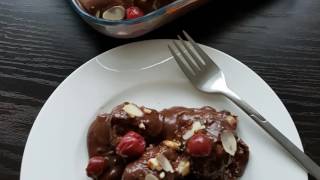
[69, 0, 208, 38]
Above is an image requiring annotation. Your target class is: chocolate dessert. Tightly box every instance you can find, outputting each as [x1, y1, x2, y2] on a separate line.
[86, 102, 249, 180]
[78, 0, 176, 20]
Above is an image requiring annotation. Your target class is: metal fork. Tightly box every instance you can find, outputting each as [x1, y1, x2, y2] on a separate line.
[168, 30, 320, 180]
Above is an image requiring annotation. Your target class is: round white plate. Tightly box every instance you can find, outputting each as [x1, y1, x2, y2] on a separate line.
[20, 40, 307, 180]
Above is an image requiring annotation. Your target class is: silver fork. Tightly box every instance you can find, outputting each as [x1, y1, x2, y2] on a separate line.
[168, 30, 320, 180]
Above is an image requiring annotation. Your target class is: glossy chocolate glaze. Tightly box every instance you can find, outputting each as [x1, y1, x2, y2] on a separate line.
[87, 103, 249, 180]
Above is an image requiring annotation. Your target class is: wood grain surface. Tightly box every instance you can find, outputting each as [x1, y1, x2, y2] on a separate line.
[0, 0, 319, 179]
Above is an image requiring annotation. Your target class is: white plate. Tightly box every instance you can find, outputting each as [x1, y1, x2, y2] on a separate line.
[20, 40, 307, 180]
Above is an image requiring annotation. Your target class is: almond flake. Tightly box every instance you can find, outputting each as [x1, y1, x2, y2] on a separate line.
[148, 158, 162, 171]
[182, 121, 205, 140]
[221, 131, 237, 156]
[145, 174, 159, 180]
[177, 159, 190, 176]
[102, 6, 125, 20]
[163, 140, 181, 150]
[143, 108, 152, 114]
[123, 103, 144, 118]
[156, 154, 174, 173]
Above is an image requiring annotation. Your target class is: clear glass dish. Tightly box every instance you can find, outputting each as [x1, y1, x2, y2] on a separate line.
[69, 0, 208, 38]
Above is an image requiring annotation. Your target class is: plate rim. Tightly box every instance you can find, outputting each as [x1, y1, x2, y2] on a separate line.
[20, 39, 305, 179]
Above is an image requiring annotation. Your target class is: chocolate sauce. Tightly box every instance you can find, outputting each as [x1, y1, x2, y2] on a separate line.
[87, 103, 249, 180]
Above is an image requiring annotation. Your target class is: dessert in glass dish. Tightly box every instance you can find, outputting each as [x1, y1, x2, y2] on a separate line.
[70, 0, 209, 38]
[78, 0, 177, 20]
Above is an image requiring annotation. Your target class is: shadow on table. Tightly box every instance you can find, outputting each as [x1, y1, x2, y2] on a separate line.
[147, 0, 276, 38]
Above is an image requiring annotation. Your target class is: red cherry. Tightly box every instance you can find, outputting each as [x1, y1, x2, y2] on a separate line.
[126, 6, 144, 19]
[86, 156, 106, 177]
[116, 131, 146, 158]
[187, 133, 212, 157]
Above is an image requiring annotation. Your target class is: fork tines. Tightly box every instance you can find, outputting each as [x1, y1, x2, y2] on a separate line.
[168, 31, 213, 77]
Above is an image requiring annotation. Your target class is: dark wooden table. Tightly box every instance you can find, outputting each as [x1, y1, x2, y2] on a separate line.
[1, 0, 319, 179]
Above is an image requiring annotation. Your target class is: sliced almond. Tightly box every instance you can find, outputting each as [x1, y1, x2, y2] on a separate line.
[182, 121, 206, 140]
[163, 140, 181, 150]
[156, 154, 174, 173]
[102, 6, 125, 20]
[123, 103, 144, 118]
[145, 174, 159, 180]
[177, 159, 190, 176]
[147, 158, 162, 171]
[143, 108, 152, 114]
[221, 131, 237, 156]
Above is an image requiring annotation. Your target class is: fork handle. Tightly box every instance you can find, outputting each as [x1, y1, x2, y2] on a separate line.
[223, 90, 320, 180]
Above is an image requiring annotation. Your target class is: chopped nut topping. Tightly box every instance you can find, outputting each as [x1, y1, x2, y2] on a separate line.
[182, 121, 205, 140]
[156, 154, 174, 173]
[139, 122, 146, 130]
[123, 103, 144, 118]
[177, 159, 190, 176]
[163, 140, 181, 150]
[148, 158, 162, 171]
[159, 172, 165, 179]
[225, 115, 237, 127]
